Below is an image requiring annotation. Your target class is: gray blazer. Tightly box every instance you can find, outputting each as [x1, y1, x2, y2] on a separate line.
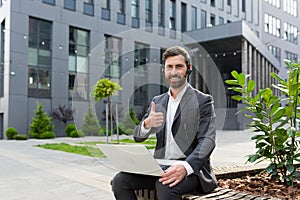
[133, 85, 217, 193]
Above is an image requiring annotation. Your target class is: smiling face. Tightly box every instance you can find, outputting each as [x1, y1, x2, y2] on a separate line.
[164, 55, 188, 90]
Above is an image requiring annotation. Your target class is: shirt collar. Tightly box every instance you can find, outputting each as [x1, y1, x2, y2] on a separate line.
[167, 83, 189, 101]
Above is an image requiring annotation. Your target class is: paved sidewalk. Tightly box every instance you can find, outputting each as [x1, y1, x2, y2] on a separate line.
[0, 130, 262, 200]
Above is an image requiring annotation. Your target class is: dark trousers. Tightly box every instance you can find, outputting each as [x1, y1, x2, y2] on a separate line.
[112, 172, 200, 200]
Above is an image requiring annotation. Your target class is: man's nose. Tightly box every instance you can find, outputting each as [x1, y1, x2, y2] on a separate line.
[170, 67, 178, 74]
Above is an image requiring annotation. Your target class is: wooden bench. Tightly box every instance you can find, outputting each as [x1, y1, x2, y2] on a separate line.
[135, 187, 280, 200]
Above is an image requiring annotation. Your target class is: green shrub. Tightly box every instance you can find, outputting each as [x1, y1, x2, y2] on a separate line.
[65, 123, 76, 137]
[40, 131, 55, 139]
[14, 134, 28, 140]
[123, 108, 140, 130]
[225, 62, 300, 186]
[6, 127, 18, 140]
[70, 130, 84, 138]
[114, 123, 126, 135]
[125, 128, 134, 135]
[100, 127, 111, 136]
[81, 106, 101, 136]
[29, 102, 54, 139]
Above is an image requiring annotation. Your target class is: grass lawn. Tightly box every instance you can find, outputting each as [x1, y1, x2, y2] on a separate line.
[35, 137, 156, 158]
[36, 143, 105, 158]
[79, 137, 156, 149]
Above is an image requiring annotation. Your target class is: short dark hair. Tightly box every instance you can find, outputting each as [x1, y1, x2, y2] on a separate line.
[162, 46, 190, 66]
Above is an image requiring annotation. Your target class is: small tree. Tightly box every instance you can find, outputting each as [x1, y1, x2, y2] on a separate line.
[123, 107, 140, 131]
[82, 106, 102, 136]
[91, 78, 122, 142]
[29, 102, 54, 139]
[51, 104, 75, 127]
[225, 60, 300, 186]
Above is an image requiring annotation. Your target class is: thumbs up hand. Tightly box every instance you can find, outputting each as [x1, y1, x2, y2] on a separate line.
[144, 102, 164, 129]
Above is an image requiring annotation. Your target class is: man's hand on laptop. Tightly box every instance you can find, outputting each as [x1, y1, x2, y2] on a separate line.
[159, 164, 187, 187]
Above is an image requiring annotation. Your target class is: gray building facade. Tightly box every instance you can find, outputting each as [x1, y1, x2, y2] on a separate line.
[0, 0, 298, 139]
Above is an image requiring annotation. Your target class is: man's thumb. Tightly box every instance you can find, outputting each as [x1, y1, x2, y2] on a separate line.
[150, 101, 156, 113]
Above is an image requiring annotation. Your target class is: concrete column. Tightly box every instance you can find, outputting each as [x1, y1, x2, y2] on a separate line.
[241, 39, 248, 75]
[248, 44, 252, 79]
[257, 52, 261, 92]
[252, 47, 257, 94]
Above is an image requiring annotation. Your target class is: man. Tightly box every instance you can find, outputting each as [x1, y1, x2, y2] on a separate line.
[112, 46, 217, 200]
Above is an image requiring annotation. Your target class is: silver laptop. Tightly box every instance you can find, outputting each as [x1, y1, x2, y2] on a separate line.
[96, 144, 173, 176]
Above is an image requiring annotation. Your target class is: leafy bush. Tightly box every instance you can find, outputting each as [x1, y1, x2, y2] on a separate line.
[225, 60, 300, 186]
[51, 104, 75, 127]
[69, 130, 84, 138]
[125, 128, 134, 135]
[40, 131, 55, 139]
[123, 108, 140, 130]
[81, 106, 101, 136]
[114, 123, 126, 135]
[14, 134, 28, 140]
[29, 102, 54, 139]
[6, 127, 18, 140]
[65, 123, 76, 137]
[101, 127, 111, 136]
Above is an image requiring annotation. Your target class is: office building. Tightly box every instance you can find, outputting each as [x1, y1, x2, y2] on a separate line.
[0, 0, 298, 138]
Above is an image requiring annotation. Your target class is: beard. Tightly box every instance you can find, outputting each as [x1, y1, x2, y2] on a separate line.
[165, 74, 187, 89]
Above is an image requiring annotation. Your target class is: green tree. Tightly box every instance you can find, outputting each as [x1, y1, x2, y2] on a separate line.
[91, 78, 122, 142]
[123, 107, 140, 131]
[82, 106, 102, 136]
[225, 60, 300, 186]
[29, 102, 54, 139]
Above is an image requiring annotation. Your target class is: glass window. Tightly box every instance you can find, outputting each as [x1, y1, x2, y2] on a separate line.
[101, 0, 110, 20]
[83, 0, 94, 16]
[267, 45, 281, 62]
[68, 27, 90, 100]
[283, 22, 298, 44]
[191, 6, 197, 30]
[169, 0, 176, 30]
[131, 0, 139, 18]
[134, 42, 150, 105]
[181, 3, 187, 32]
[285, 50, 298, 62]
[64, 0, 76, 11]
[210, 0, 215, 7]
[28, 18, 52, 98]
[242, 0, 246, 12]
[264, 13, 281, 38]
[158, 0, 165, 27]
[145, 0, 152, 23]
[43, 0, 55, 5]
[104, 35, 122, 79]
[266, 0, 280, 8]
[201, 10, 207, 28]
[210, 14, 215, 26]
[131, 0, 140, 28]
[117, 0, 125, 13]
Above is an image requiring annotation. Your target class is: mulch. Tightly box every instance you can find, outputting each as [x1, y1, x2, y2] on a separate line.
[218, 170, 300, 200]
